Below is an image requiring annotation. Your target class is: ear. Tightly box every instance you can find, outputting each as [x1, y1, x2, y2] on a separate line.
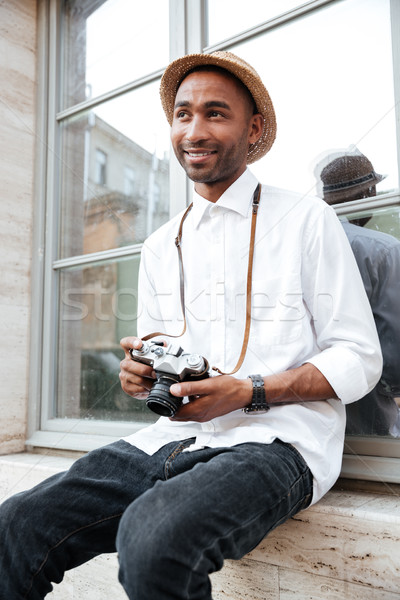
[248, 114, 264, 145]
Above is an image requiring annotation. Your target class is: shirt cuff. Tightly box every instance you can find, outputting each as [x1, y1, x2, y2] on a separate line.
[306, 347, 374, 405]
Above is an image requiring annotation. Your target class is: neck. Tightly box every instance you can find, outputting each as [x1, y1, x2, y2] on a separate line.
[193, 167, 246, 203]
[194, 181, 230, 203]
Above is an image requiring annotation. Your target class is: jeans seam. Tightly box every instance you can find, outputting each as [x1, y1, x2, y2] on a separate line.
[23, 512, 124, 599]
[164, 439, 192, 480]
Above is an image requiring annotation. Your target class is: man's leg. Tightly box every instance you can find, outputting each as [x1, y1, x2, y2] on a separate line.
[117, 439, 313, 600]
[0, 439, 193, 600]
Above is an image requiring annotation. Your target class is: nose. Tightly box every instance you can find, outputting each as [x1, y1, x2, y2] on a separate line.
[184, 115, 208, 144]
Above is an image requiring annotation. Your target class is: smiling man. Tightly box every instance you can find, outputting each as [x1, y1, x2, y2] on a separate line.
[0, 52, 382, 600]
[171, 66, 262, 196]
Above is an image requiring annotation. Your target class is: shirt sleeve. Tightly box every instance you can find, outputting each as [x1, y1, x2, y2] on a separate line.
[302, 204, 383, 404]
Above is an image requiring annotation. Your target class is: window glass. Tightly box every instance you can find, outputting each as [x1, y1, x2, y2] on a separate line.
[56, 256, 157, 423]
[59, 81, 171, 258]
[95, 149, 107, 185]
[206, 0, 302, 45]
[231, 0, 398, 197]
[336, 206, 400, 439]
[62, 0, 169, 108]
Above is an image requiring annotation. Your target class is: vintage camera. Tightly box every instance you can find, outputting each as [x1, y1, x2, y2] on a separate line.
[129, 339, 210, 417]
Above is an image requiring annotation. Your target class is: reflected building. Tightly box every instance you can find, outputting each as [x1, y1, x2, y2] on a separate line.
[84, 113, 169, 252]
[58, 113, 169, 420]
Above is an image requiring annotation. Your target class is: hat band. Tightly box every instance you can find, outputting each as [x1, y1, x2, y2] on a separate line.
[323, 171, 379, 193]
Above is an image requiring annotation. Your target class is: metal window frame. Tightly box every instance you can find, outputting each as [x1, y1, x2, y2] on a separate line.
[28, 0, 400, 484]
[27, 0, 203, 451]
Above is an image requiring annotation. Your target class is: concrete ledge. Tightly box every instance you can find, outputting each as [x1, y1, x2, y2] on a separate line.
[1, 453, 400, 599]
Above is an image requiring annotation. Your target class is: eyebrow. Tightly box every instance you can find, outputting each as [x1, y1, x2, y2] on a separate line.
[174, 100, 232, 111]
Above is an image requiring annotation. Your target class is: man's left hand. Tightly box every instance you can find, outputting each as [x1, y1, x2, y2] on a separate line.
[169, 375, 252, 422]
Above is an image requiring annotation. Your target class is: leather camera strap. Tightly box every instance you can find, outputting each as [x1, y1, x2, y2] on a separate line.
[143, 183, 262, 376]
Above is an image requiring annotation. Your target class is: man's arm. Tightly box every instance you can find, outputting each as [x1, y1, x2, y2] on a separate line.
[167, 362, 336, 422]
[119, 336, 336, 423]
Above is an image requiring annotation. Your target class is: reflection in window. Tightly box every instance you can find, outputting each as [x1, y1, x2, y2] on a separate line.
[59, 82, 170, 259]
[207, 0, 302, 45]
[342, 207, 400, 439]
[56, 256, 157, 423]
[313, 150, 400, 438]
[233, 0, 397, 197]
[62, 0, 169, 107]
[95, 149, 107, 185]
[124, 166, 136, 197]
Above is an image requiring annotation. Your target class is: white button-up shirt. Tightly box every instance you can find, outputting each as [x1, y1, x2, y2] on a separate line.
[124, 169, 382, 504]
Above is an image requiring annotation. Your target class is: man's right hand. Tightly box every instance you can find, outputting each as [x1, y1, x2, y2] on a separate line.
[119, 336, 156, 399]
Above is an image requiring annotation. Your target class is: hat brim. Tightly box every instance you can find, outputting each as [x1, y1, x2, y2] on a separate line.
[159, 52, 277, 164]
[324, 172, 386, 204]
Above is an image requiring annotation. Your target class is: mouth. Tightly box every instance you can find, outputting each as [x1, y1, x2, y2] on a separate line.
[183, 149, 217, 164]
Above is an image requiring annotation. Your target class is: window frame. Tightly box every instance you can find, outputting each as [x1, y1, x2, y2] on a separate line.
[28, 0, 400, 487]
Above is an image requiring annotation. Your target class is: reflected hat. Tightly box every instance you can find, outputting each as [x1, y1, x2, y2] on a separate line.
[159, 51, 277, 164]
[321, 153, 386, 204]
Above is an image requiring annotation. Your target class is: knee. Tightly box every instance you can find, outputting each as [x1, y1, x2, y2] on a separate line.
[0, 480, 54, 545]
[116, 498, 163, 569]
[116, 495, 207, 599]
[117, 488, 193, 572]
[0, 492, 30, 534]
[0, 492, 38, 564]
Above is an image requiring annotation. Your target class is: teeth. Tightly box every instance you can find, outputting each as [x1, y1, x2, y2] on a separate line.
[187, 151, 212, 157]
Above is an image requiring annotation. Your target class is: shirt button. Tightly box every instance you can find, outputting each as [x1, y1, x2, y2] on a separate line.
[209, 205, 218, 217]
[202, 422, 215, 432]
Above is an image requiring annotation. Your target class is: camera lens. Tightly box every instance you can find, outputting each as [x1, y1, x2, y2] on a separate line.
[146, 375, 182, 417]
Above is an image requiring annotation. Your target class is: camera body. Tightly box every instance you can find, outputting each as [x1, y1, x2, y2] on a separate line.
[129, 339, 210, 417]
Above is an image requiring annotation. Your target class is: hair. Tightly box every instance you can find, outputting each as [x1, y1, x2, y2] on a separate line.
[179, 65, 258, 116]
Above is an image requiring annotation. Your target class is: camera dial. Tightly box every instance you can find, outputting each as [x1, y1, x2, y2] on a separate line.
[187, 354, 203, 368]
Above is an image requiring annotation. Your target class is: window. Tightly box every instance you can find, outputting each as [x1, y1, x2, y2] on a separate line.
[32, 0, 400, 482]
[124, 166, 136, 197]
[95, 149, 107, 185]
[32, 0, 173, 447]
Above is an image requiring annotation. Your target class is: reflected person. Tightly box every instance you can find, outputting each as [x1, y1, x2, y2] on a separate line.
[320, 150, 400, 436]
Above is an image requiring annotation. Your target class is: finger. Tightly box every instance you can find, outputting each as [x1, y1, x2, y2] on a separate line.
[119, 369, 152, 399]
[170, 378, 211, 398]
[170, 396, 211, 422]
[120, 336, 143, 355]
[120, 357, 155, 379]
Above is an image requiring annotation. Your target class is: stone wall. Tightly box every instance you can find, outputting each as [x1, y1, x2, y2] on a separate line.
[0, 1, 37, 453]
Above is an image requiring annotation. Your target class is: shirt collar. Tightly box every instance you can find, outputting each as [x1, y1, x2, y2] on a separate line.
[190, 169, 259, 229]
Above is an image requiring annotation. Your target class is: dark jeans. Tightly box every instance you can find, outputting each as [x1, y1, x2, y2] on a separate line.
[0, 438, 312, 600]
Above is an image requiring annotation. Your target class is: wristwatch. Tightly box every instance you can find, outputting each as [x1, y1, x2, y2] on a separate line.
[243, 374, 270, 413]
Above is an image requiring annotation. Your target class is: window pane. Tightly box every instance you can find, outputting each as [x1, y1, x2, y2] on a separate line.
[207, 0, 301, 46]
[231, 0, 398, 197]
[56, 256, 156, 423]
[59, 81, 171, 259]
[344, 205, 400, 240]
[62, 0, 169, 107]
[335, 205, 400, 439]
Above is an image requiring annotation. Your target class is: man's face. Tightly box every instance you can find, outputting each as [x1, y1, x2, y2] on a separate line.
[170, 70, 262, 197]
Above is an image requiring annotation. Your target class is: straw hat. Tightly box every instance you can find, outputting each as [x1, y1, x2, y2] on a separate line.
[159, 51, 277, 164]
[321, 153, 385, 204]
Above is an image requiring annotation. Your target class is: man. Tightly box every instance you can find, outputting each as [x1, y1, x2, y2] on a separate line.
[0, 52, 382, 599]
[320, 150, 400, 436]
